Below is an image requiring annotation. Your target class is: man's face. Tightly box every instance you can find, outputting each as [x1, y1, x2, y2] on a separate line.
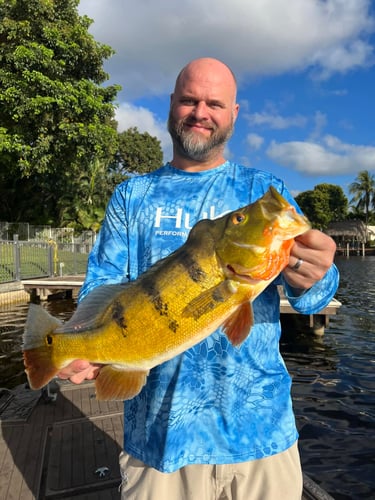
[168, 64, 239, 162]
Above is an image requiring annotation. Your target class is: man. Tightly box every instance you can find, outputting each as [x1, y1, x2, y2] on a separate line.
[59, 58, 338, 499]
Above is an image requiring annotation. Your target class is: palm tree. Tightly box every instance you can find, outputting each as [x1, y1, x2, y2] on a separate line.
[349, 170, 375, 227]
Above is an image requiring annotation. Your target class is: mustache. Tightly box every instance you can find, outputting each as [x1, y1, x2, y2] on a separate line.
[181, 116, 216, 129]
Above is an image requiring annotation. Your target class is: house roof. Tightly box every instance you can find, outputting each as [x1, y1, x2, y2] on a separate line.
[325, 220, 367, 242]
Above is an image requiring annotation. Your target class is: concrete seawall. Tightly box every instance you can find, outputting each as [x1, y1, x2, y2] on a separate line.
[0, 282, 30, 306]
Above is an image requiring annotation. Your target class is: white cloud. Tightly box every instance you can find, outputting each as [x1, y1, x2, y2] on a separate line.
[246, 133, 264, 150]
[115, 103, 172, 160]
[79, 0, 375, 99]
[310, 40, 374, 80]
[309, 111, 327, 141]
[246, 111, 307, 129]
[266, 135, 375, 175]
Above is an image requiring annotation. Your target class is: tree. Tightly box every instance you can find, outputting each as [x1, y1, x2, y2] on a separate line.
[58, 128, 164, 232]
[59, 158, 115, 232]
[0, 0, 120, 227]
[313, 183, 348, 221]
[295, 183, 348, 229]
[117, 127, 163, 176]
[349, 170, 375, 225]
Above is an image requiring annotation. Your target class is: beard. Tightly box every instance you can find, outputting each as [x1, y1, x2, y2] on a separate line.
[168, 112, 234, 162]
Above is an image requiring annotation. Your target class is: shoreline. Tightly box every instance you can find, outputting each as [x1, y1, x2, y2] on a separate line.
[0, 282, 30, 307]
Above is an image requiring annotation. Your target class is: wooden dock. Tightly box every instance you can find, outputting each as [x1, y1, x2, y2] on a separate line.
[0, 383, 334, 499]
[1, 381, 124, 499]
[22, 276, 342, 335]
[22, 276, 85, 301]
[279, 290, 341, 335]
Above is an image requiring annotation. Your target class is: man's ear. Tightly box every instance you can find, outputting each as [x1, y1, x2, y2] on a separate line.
[233, 103, 240, 123]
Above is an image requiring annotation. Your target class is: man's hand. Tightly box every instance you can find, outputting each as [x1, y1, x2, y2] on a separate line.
[57, 360, 102, 385]
[283, 229, 336, 290]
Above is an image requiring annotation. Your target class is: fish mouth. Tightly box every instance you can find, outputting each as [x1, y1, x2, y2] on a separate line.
[226, 264, 261, 284]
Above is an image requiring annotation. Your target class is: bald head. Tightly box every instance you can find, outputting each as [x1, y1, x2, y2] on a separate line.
[174, 58, 237, 104]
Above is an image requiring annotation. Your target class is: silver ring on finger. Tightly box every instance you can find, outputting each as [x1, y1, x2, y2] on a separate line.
[292, 258, 303, 271]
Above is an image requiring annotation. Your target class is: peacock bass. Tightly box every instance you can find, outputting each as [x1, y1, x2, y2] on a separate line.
[23, 187, 310, 401]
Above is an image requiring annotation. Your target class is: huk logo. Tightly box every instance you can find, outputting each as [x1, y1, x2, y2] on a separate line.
[154, 205, 227, 238]
[154, 206, 217, 230]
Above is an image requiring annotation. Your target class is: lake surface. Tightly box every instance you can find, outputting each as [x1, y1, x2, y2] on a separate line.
[281, 256, 375, 499]
[1, 256, 374, 499]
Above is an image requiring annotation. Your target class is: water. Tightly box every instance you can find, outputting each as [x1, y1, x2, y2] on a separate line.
[1, 256, 374, 499]
[281, 256, 375, 499]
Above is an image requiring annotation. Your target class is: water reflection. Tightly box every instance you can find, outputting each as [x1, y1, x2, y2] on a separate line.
[1, 256, 374, 499]
[0, 298, 76, 389]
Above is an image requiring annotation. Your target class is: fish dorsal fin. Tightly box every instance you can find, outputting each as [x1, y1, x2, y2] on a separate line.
[182, 280, 238, 320]
[95, 366, 149, 400]
[57, 283, 130, 333]
[222, 302, 253, 346]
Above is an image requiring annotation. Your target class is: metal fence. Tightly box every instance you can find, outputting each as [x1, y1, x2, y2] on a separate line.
[0, 238, 92, 284]
[0, 221, 96, 246]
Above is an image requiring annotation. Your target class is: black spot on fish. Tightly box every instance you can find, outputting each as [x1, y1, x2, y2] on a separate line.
[152, 296, 169, 316]
[112, 301, 128, 336]
[169, 319, 179, 333]
[179, 250, 206, 283]
[141, 276, 170, 317]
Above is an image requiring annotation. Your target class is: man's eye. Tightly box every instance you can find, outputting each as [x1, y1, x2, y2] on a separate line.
[181, 99, 195, 105]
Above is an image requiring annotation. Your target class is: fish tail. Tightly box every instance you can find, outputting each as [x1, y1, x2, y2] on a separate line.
[23, 304, 63, 389]
[23, 346, 60, 390]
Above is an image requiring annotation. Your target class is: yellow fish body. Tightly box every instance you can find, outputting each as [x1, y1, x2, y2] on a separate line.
[23, 187, 310, 400]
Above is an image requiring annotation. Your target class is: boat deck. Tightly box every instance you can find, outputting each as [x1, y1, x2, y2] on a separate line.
[1, 381, 123, 499]
[0, 383, 334, 499]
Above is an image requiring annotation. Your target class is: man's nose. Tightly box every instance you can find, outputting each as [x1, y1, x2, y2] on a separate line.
[191, 101, 209, 120]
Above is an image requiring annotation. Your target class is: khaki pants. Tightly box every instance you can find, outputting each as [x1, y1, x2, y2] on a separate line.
[119, 442, 303, 500]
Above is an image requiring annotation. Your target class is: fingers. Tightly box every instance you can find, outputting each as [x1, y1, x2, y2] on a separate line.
[57, 360, 102, 385]
[295, 229, 336, 256]
[283, 257, 315, 290]
[283, 229, 336, 289]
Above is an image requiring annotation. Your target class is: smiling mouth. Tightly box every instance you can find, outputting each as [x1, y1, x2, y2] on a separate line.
[185, 119, 214, 130]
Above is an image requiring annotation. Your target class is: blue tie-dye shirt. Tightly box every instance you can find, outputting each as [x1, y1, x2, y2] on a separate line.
[79, 162, 339, 473]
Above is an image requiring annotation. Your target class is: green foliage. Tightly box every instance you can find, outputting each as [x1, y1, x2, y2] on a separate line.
[117, 127, 163, 175]
[295, 183, 348, 229]
[59, 159, 117, 232]
[0, 0, 120, 229]
[349, 170, 375, 225]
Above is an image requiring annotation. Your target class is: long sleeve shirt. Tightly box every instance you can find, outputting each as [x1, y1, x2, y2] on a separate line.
[79, 162, 339, 473]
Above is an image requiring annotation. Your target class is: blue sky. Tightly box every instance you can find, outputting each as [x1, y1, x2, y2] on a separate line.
[79, 0, 375, 198]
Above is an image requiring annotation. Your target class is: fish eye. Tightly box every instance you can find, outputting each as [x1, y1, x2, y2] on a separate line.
[232, 213, 246, 225]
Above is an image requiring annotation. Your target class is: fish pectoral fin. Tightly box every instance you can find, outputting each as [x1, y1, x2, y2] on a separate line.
[182, 280, 238, 320]
[95, 366, 149, 401]
[222, 302, 253, 346]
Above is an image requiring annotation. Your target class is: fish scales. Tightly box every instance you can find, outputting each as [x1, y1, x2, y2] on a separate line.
[23, 187, 311, 400]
